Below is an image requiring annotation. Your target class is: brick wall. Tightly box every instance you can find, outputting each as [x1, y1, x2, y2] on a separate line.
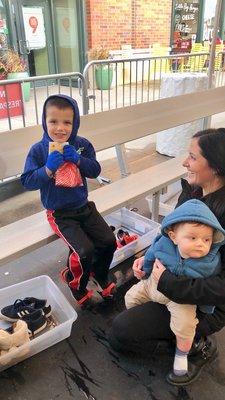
[86, 0, 172, 50]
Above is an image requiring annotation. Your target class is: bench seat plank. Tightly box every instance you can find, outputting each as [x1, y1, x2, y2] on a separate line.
[0, 156, 186, 266]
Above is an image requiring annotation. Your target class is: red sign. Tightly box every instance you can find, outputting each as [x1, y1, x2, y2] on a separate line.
[0, 83, 24, 119]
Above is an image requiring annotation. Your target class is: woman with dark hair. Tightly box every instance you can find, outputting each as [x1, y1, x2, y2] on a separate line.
[108, 128, 225, 385]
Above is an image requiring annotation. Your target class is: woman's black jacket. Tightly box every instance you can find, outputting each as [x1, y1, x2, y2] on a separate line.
[158, 179, 225, 337]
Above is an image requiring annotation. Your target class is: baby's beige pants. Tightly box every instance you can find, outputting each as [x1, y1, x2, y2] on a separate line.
[125, 276, 198, 340]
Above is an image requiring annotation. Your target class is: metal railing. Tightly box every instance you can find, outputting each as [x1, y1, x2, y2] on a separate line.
[0, 51, 225, 132]
[83, 51, 225, 113]
[0, 72, 89, 132]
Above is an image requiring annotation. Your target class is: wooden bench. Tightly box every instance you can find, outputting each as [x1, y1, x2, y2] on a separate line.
[1, 85, 225, 267]
[0, 156, 186, 266]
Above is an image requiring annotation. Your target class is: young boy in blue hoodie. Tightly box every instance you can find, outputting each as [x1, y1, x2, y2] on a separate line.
[21, 95, 117, 306]
[125, 199, 225, 381]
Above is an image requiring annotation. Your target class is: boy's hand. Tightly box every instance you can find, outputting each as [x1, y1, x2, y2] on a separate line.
[46, 151, 64, 173]
[63, 145, 80, 165]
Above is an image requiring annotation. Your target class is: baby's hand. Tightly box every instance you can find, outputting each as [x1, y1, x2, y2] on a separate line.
[152, 259, 166, 283]
[132, 256, 145, 280]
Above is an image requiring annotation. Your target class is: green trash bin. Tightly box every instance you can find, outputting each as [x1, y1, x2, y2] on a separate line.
[95, 66, 113, 90]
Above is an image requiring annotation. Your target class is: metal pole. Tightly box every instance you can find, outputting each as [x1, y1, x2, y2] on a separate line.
[151, 191, 160, 222]
[115, 144, 130, 178]
[204, 0, 223, 128]
[207, 0, 222, 89]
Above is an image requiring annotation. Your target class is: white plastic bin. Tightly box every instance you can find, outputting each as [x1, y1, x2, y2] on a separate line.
[104, 208, 160, 268]
[0, 275, 77, 371]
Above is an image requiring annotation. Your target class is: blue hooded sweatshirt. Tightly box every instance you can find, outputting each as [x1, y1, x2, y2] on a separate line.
[21, 95, 101, 210]
[143, 199, 225, 313]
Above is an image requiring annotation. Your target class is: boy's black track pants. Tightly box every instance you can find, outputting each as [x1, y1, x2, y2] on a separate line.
[47, 201, 117, 291]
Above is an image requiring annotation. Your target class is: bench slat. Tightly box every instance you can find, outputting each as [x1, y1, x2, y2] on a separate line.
[0, 156, 186, 266]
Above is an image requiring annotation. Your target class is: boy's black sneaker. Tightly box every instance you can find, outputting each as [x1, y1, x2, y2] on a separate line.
[22, 309, 47, 337]
[0, 298, 51, 322]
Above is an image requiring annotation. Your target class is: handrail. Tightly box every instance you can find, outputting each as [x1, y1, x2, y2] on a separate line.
[0, 71, 84, 84]
[0, 71, 89, 131]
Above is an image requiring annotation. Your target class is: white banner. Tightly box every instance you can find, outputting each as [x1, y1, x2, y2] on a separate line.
[22, 6, 46, 50]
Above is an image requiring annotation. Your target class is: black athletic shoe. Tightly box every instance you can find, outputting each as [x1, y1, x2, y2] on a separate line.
[166, 336, 218, 386]
[22, 297, 51, 317]
[21, 309, 47, 337]
[0, 298, 51, 322]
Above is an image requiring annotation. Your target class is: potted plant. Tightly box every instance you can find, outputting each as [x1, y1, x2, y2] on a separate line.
[1, 50, 30, 101]
[88, 47, 113, 90]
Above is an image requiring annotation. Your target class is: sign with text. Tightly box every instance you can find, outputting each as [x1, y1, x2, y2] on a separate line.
[22, 6, 46, 49]
[0, 83, 24, 119]
[174, 1, 199, 36]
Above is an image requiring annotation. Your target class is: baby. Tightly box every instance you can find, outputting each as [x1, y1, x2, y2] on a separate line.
[125, 199, 225, 379]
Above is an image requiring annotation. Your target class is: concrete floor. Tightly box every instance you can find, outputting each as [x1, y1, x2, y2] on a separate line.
[1, 112, 225, 399]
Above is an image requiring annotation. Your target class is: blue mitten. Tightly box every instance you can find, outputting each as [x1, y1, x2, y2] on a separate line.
[46, 151, 64, 173]
[63, 145, 80, 164]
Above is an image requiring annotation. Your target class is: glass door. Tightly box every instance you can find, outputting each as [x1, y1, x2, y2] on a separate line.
[11, 0, 56, 76]
[51, 0, 81, 73]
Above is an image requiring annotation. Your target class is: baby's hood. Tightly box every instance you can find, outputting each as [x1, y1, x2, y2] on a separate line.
[161, 199, 225, 244]
[41, 94, 80, 145]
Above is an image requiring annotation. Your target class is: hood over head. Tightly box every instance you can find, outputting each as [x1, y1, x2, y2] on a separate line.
[42, 94, 80, 145]
[161, 199, 225, 244]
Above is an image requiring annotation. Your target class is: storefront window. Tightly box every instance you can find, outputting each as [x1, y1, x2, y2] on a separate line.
[52, 0, 80, 73]
[0, 0, 9, 50]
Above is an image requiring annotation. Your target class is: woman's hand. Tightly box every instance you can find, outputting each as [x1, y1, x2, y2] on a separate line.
[132, 256, 145, 280]
[152, 258, 166, 283]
